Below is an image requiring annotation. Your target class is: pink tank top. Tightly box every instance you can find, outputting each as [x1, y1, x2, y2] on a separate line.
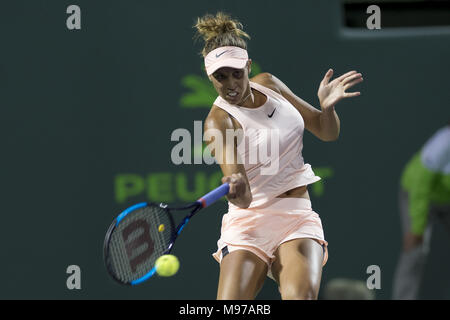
[213, 81, 321, 208]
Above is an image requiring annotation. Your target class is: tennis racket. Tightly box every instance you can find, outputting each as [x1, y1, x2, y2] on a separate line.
[103, 182, 229, 285]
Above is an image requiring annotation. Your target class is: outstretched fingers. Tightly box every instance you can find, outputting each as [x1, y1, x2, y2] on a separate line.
[344, 73, 363, 97]
[344, 91, 361, 98]
[321, 69, 334, 86]
[342, 72, 363, 86]
[336, 70, 358, 82]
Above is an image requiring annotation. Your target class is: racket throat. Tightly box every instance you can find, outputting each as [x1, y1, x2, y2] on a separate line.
[175, 217, 191, 235]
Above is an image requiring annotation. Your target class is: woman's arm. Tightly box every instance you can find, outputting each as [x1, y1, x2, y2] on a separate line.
[319, 105, 340, 142]
[253, 71, 362, 142]
[204, 106, 253, 208]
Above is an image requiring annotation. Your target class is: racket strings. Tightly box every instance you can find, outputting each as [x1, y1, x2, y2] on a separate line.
[106, 205, 174, 283]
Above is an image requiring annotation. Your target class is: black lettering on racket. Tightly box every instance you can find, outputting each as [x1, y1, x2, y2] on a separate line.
[121, 219, 154, 273]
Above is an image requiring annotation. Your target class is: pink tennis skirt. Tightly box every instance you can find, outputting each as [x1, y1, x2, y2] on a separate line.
[212, 196, 328, 279]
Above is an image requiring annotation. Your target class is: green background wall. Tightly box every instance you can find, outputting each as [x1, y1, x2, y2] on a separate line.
[1, 0, 449, 299]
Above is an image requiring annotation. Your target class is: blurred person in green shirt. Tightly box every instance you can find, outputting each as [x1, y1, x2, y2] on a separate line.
[393, 123, 450, 299]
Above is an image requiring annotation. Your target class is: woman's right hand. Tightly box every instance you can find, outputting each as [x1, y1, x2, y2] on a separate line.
[222, 173, 252, 208]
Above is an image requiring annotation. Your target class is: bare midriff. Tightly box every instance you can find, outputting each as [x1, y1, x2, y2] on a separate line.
[276, 185, 309, 200]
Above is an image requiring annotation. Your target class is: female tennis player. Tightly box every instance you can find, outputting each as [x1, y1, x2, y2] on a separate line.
[194, 12, 363, 300]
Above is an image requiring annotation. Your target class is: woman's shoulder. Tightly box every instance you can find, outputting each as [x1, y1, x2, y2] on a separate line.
[205, 104, 237, 132]
[250, 72, 282, 95]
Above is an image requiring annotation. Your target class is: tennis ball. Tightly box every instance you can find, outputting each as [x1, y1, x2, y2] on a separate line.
[155, 254, 179, 277]
[158, 224, 165, 232]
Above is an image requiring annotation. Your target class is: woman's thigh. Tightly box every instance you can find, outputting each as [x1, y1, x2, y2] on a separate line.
[271, 238, 324, 300]
[217, 249, 268, 300]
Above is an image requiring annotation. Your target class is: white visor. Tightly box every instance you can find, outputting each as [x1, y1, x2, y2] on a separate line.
[204, 46, 249, 76]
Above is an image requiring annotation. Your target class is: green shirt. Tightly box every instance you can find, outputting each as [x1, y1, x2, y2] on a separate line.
[400, 127, 450, 235]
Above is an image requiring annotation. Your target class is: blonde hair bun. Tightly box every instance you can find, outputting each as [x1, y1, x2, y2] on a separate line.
[194, 12, 250, 57]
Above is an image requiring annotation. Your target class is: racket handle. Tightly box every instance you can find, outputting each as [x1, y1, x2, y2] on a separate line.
[197, 183, 229, 208]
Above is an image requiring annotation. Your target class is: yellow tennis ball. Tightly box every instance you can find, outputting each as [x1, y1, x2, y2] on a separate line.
[158, 224, 165, 232]
[155, 254, 179, 277]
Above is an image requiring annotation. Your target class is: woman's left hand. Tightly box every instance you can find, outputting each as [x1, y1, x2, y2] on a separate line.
[317, 69, 363, 111]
